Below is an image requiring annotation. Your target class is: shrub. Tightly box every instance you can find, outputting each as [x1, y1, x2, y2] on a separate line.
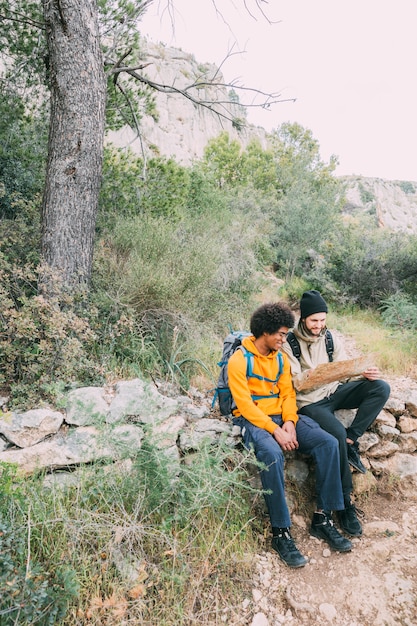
[0, 262, 101, 407]
[0, 464, 77, 625]
[380, 292, 417, 331]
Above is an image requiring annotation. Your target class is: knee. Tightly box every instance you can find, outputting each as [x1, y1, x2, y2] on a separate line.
[378, 379, 391, 400]
[322, 431, 339, 451]
[369, 379, 391, 401]
[257, 443, 285, 468]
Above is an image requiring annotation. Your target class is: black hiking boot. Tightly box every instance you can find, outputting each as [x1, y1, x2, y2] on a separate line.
[347, 442, 367, 474]
[271, 528, 308, 568]
[337, 502, 363, 537]
[310, 511, 352, 552]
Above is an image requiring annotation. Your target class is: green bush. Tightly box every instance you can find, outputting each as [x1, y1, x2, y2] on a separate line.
[0, 464, 77, 625]
[0, 262, 102, 407]
[380, 292, 417, 331]
[323, 224, 416, 307]
[99, 147, 191, 231]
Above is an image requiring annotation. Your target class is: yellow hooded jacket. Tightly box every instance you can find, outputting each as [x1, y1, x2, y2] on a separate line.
[228, 335, 299, 434]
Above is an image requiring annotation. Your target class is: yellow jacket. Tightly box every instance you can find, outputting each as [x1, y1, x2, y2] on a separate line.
[228, 335, 299, 433]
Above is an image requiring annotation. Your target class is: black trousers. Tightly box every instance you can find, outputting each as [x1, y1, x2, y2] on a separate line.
[300, 379, 390, 498]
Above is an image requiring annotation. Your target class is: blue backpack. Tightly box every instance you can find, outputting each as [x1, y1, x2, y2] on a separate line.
[213, 330, 284, 416]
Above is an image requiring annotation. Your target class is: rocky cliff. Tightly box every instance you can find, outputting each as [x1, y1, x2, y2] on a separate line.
[106, 39, 269, 165]
[107, 40, 417, 235]
[341, 176, 417, 234]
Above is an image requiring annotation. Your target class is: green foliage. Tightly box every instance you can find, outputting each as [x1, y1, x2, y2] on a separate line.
[323, 224, 416, 307]
[398, 180, 415, 195]
[0, 263, 102, 407]
[358, 182, 375, 204]
[0, 465, 77, 625]
[0, 516, 77, 626]
[0, 89, 47, 219]
[0, 0, 46, 92]
[0, 191, 41, 266]
[268, 124, 343, 278]
[380, 292, 417, 331]
[202, 132, 245, 187]
[99, 147, 191, 230]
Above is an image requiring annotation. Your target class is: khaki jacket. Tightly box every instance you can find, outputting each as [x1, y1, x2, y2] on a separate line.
[282, 321, 348, 409]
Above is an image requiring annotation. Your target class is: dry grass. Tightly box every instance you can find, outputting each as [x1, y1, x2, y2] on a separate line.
[330, 309, 417, 381]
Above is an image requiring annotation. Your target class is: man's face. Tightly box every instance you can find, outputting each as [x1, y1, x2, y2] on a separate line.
[304, 313, 327, 336]
[264, 327, 289, 352]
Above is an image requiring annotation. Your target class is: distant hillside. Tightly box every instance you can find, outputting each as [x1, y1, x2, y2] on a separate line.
[107, 39, 417, 235]
[341, 176, 417, 234]
[106, 39, 269, 164]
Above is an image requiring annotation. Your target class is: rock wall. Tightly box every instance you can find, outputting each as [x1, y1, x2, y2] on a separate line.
[1, 375, 417, 501]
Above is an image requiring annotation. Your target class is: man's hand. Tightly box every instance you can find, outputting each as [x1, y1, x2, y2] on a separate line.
[362, 366, 381, 381]
[273, 421, 299, 451]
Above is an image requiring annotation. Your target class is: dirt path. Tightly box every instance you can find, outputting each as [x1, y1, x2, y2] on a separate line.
[248, 488, 417, 625]
[242, 336, 417, 626]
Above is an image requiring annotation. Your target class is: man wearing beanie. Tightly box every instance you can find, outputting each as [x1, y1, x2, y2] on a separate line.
[283, 290, 390, 539]
[229, 302, 352, 568]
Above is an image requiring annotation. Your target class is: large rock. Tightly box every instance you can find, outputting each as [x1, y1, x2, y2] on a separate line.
[0, 424, 144, 475]
[343, 176, 417, 234]
[65, 387, 109, 426]
[107, 378, 179, 424]
[0, 408, 64, 447]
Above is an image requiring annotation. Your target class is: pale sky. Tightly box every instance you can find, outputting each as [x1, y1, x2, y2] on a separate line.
[141, 0, 417, 182]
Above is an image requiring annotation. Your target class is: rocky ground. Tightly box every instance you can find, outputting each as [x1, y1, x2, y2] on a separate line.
[243, 484, 417, 626]
[234, 335, 417, 626]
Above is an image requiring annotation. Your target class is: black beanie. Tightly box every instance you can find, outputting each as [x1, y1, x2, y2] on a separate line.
[300, 290, 328, 319]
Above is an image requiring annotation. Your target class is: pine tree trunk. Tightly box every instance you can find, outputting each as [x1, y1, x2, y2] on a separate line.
[41, 0, 106, 294]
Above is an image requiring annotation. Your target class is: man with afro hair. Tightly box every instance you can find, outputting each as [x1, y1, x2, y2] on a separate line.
[228, 302, 351, 568]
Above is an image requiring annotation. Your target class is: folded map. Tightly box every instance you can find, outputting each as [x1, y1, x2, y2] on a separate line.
[296, 356, 374, 392]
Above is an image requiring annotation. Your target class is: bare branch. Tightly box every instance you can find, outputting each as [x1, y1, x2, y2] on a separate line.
[114, 81, 148, 178]
[107, 59, 294, 126]
[0, 11, 44, 29]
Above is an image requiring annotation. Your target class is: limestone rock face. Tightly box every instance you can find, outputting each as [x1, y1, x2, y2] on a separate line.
[107, 40, 417, 236]
[342, 176, 417, 234]
[106, 40, 268, 165]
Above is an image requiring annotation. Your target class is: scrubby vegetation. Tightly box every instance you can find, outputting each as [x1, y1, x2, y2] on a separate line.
[1, 86, 417, 623]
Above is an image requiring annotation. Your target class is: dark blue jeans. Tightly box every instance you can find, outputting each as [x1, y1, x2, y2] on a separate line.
[301, 379, 390, 498]
[233, 414, 344, 528]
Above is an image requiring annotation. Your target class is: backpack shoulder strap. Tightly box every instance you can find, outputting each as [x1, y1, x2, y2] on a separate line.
[325, 329, 334, 362]
[241, 346, 283, 382]
[277, 351, 284, 375]
[286, 331, 301, 361]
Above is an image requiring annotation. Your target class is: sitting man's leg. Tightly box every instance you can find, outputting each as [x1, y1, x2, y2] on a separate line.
[296, 414, 352, 551]
[233, 416, 307, 568]
[321, 379, 391, 473]
[298, 401, 362, 536]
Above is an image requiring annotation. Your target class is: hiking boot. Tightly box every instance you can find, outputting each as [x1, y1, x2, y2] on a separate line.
[347, 442, 367, 474]
[310, 512, 352, 552]
[337, 502, 363, 537]
[271, 528, 308, 568]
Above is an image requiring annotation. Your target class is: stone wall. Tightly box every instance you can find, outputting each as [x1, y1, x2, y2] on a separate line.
[1, 376, 417, 501]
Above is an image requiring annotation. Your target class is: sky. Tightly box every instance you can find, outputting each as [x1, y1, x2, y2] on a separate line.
[140, 0, 417, 182]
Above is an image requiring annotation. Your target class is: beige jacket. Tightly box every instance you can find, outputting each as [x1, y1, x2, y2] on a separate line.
[282, 321, 348, 409]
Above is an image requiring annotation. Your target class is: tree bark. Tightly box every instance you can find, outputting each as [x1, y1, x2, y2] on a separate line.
[41, 0, 106, 293]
